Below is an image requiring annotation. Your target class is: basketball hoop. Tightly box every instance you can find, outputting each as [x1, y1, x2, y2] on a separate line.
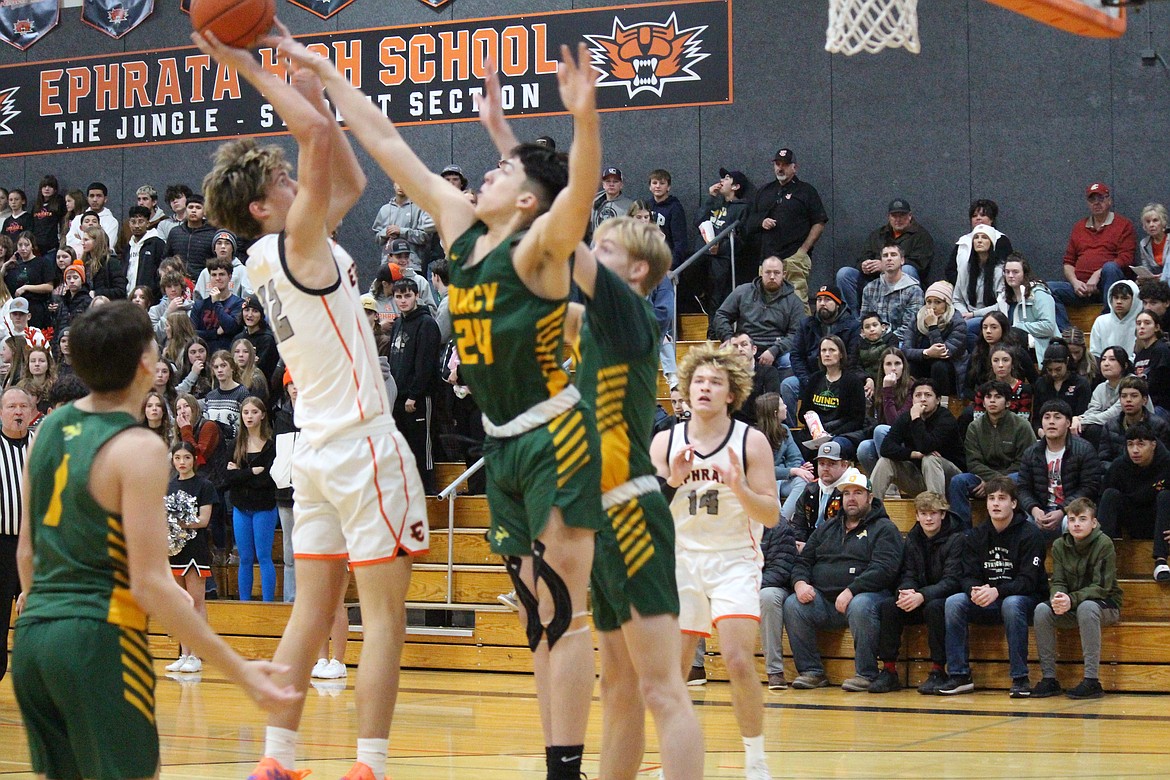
[825, 0, 921, 55]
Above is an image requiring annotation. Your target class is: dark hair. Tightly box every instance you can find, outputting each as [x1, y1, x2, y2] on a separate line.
[64, 189, 86, 220]
[34, 175, 63, 213]
[1042, 341, 1072, 368]
[164, 183, 194, 203]
[1001, 252, 1048, 305]
[1110, 282, 1134, 299]
[1099, 345, 1133, 375]
[984, 475, 1017, 501]
[1117, 375, 1149, 397]
[817, 334, 847, 370]
[70, 302, 153, 392]
[8, 188, 26, 205]
[648, 168, 672, 185]
[15, 231, 38, 255]
[513, 142, 568, 214]
[1136, 309, 1164, 341]
[910, 378, 939, 398]
[977, 379, 1013, 400]
[87, 182, 108, 196]
[392, 278, 419, 295]
[966, 230, 1002, 308]
[732, 329, 754, 344]
[170, 439, 198, 459]
[860, 310, 882, 325]
[46, 374, 87, 408]
[429, 258, 449, 285]
[80, 210, 101, 224]
[969, 199, 999, 224]
[876, 347, 912, 411]
[1139, 278, 1170, 304]
[1065, 497, 1097, 517]
[186, 193, 204, 206]
[881, 241, 904, 257]
[1038, 399, 1073, 420]
[205, 256, 232, 274]
[127, 205, 150, 220]
[1126, 421, 1159, 442]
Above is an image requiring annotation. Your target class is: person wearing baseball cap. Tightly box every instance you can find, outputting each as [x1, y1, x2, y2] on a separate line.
[786, 465, 904, 691]
[372, 180, 434, 273]
[747, 147, 827, 307]
[787, 439, 854, 544]
[779, 283, 860, 427]
[439, 164, 468, 190]
[836, 197, 935, 316]
[1048, 182, 1136, 315]
[696, 168, 753, 314]
[588, 166, 633, 241]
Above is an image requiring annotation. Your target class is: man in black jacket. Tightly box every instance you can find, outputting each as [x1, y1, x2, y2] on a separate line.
[1097, 376, 1170, 466]
[1016, 400, 1102, 537]
[868, 492, 965, 694]
[939, 476, 1049, 697]
[759, 521, 799, 690]
[165, 194, 218, 280]
[780, 284, 860, 427]
[121, 205, 166, 298]
[386, 277, 441, 494]
[836, 198, 934, 315]
[784, 469, 904, 691]
[695, 167, 752, 318]
[1099, 422, 1170, 552]
[871, 379, 965, 497]
[788, 441, 851, 545]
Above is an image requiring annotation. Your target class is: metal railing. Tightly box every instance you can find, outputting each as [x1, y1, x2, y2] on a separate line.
[435, 457, 486, 606]
[668, 219, 741, 305]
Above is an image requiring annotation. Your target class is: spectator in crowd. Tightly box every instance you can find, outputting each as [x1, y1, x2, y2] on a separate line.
[80, 226, 127, 301]
[373, 253, 437, 316]
[868, 491, 965, 695]
[860, 243, 925, 347]
[4, 294, 47, 348]
[121, 205, 166, 298]
[3, 232, 53, 329]
[2, 189, 31, 240]
[1132, 310, 1170, 417]
[439, 164, 468, 191]
[1062, 325, 1098, 385]
[17, 345, 55, 416]
[1001, 253, 1059, 365]
[968, 345, 1033, 424]
[856, 347, 913, 474]
[195, 229, 252, 300]
[759, 516, 799, 691]
[939, 476, 1048, 697]
[588, 166, 634, 242]
[788, 440, 851, 544]
[0, 333, 27, 386]
[52, 263, 91, 336]
[1031, 342, 1091, 431]
[799, 335, 868, 452]
[871, 379, 964, 498]
[61, 189, 84, 245]
[163, 440, 217, 673]
[150, 271, 192, 345]
[746, 148, 827, 307]
[190, 257, 244, 353]
[271, 372, 299, 603]
[839, 198, 933, 316]
[157, 183, 194, 239]
[386, 277, 441, 494]
[695, 168, 752, 318]
[136, 184, 168, 231]
[945, 201, 1013, 336]
[781, 284, 860, 427]
[755, 392, 812, 521]
[1097, 377, 1170, 466]
[371, 180, 435, 271]
[30, 175, 64, 253]
[165, 194, 218, 279]
[1100, 422, 1170, 551]
[903, 280, 967, 396]
[239, 295, 279, 391]
[65, 182, 119, 254]
[429, 258, 452, 342]
[1090, 280, 1141, 361]
[226, 396, 278, 602]
[712, 256, 804, 373]
[46, 245, 75, 317]
[965, 310, 1036, 398]
[726, 331, 781, 428]
[1031, 497, 1121, 700]
[1137, 202, 1169, 277]
[948, 380, 1036, 526]
[1139, 278, 1170, 336]
[1051, 182, 1136, 313]
[647, 168, 688, 272]
[232, 338, 269, 403]
[1018, 400, 1102, 536]
[1074, 346, 1138, 446]
[856, 312, 898, 394]
[785, 468, 903, 691]
[204, 349, 249, 439]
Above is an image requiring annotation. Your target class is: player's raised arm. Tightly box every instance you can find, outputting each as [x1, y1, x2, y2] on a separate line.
[277, 36, 475, 248]
[477, 62, 522, 158]
[514, 43, 601, 275]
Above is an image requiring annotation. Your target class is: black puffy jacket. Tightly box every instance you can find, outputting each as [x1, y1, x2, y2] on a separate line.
[761, 521, 798, 591]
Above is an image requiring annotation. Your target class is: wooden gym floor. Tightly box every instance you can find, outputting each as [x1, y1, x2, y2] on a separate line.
[2, 664, 1169, 778]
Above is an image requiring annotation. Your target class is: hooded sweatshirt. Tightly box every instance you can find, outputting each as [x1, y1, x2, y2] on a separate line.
[951, 225, 1008, 317]
[1090, 279, 1142, 360]
[1102, 440, 1170, 510]
[649, 193, 688, 269]
[860, 272, 925, 347]
[960, 511, 1049, 599]
[791, 496, 904, 599]
[711, 277, 805, 357]
[899, 511, 966, 601]
[1049, 525, 1122, 610]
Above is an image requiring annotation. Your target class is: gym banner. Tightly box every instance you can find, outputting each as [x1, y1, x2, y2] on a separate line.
[82, 0, 154, 38]
[0, 0, 59, 52]
[287, 0, 356, 20]
[0, 0, 731, 157]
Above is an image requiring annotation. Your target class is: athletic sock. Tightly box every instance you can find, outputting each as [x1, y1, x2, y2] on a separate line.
[743, 734, 765, 766]
[264, 726, 298, 769]
[883, 661, 897, 673]
[546, 744, 584, 780]
[932, 662, 944, 673]
[356, 738, 388, 778]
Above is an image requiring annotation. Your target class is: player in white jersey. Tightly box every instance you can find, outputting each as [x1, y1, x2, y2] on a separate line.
[650, 342, 779, 780]
[195, 24, 426, 780]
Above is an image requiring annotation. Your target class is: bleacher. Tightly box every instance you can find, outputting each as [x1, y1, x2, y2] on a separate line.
[173, 305, 1170, 692]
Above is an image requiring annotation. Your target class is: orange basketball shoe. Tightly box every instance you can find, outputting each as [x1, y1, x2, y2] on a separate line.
[248, 757, 311, 780]
[340, 761, 387, 780]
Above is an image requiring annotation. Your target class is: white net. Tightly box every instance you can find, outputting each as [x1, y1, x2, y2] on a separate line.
[825, 0, 920, 55]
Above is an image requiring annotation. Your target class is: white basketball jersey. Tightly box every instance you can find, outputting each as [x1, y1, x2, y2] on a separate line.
[246, 233, 390, 447]
[668, 419, 762, 560]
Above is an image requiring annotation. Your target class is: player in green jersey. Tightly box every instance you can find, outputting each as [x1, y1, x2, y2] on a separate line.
[13, 301, 298, 780]
[280, 37, 602, 780]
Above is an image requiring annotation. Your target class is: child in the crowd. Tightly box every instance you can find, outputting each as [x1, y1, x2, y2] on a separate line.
[858, 311, 897, 397]
[165, 440, 219, 674]
[1030, 498, 1122, 700]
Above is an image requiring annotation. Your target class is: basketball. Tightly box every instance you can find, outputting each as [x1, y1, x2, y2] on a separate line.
[190, 0, 275, 49]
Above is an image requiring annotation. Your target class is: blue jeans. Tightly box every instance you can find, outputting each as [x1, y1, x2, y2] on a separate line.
[949, 472, 1017, 526]
[856, 424, 891, 474]
[783, 589, 883, 679]
[837, 264, 920, 316]
[234, 505, 280, 602]
[779, 476, 809, 521]
[944, 592, 1037, 680]
[1048, 261, 1127, 315]
[781, 375, 802, 428]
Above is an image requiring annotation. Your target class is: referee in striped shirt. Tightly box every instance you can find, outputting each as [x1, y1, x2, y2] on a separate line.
[0, 387, 32, 683]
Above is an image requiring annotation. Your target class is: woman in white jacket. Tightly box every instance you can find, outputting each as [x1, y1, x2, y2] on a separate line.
[1138, 203, 1170, 279]
[1001, 253, 1059, 364]
[953, 225, 1006, 346]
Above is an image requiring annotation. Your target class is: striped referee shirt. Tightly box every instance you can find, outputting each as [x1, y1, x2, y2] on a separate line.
[0, 432, 28, 537]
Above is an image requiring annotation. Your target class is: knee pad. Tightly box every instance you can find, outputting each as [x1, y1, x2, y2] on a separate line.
[530, 540, 579, 650]
[504, 555, 544, 652]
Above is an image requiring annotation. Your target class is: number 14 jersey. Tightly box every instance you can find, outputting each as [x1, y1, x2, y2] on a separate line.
[667, 419, 762, 561]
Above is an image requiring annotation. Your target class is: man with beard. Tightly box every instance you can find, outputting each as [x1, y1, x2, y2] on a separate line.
[780, 283, 860, 427]
[725, 331, 781, 428]
[711, 256, 805, 378]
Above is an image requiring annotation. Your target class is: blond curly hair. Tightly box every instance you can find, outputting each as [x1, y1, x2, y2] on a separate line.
[676, 342, 754, 414]
[203, 138, 292, 239]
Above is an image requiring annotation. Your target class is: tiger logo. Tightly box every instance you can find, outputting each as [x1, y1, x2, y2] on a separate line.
[585, 12, 709, 99]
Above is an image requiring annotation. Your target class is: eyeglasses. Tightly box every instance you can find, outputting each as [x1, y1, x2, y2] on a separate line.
[1087, 194, 1107, 203]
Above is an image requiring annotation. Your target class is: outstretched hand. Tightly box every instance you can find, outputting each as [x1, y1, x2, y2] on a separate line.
[191, 29, 263, 76]
[236, 660, 303, 712]
[477, 58, 504, 123]
[276, 25, 332, 76]
[556, 43, 598, 117]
